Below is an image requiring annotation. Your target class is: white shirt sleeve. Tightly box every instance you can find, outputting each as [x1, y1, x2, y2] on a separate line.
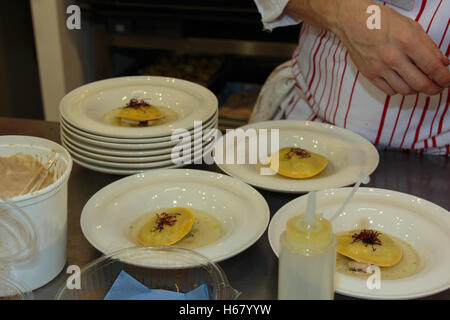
[254, 0, 302, 31]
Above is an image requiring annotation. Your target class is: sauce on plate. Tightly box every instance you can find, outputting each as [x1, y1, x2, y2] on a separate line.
[129, 208, 224, 249]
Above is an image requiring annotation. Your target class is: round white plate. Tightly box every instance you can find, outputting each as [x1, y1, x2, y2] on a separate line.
[80, 169, 270, 263]
[61, 132, 179, 157]
[60, 120, 217, 156]
[214, 120, 379, 193]
[61, 135, 175, 163]
[69, 139, 216, 175]
[60, 110, 218, 144]
[60, 76, 218, 138]
[268, 188, 450, 299]
[60, 118, 217, 150]
[69, 152, 192, 175]
[63, 138, 215, 169]
[70, 155, 179, 175]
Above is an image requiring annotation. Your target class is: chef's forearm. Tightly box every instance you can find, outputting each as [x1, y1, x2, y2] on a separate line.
[285, 0, 375, 33]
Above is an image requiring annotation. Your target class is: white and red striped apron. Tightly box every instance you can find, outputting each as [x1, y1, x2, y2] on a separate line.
[281, 0, 449, 155]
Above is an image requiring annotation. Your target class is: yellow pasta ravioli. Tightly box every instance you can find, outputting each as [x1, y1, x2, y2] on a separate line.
[337, 229, 403, 267]
[115, 98, 164, 126]
[270, 147, 328, 179]
[137, 207, 194, 246]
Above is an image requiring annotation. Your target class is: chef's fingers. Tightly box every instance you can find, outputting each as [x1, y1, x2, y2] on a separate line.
[406, 34, 450, 89]
[439, 53, 450, 66]
[371, 77, 396, 96]
[388, 53, 441, 95]
[421, 30, 450, 67]
[381, 68, 416, 96]
[434, 46, 450, 67]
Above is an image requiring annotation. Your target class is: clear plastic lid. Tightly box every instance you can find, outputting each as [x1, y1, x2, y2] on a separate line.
[56, 246, 241, 300]
[0, 200, 38, 299]
[0, 276, 33, 300]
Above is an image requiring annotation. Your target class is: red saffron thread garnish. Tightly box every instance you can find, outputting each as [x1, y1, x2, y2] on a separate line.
[125, 98, 150, 109]
[284, 147, 311, 160]
[351, 229, 382, 251]
[152, 212, 180, 232]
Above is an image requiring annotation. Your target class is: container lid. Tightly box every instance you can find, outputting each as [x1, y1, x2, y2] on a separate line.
[0, 276, 33, 300]
[0, 200, 38, 265]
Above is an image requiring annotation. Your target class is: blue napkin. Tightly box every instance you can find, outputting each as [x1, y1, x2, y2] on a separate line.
[104, 270, 210, 300]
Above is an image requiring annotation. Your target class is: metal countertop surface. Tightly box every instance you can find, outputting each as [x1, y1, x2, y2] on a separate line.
[1, 117, 448, 300]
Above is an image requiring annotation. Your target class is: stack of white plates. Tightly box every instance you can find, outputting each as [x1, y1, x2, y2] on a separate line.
[59, 76, 218, 175]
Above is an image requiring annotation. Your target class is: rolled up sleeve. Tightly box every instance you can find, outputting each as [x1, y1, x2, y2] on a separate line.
[254, 0, 301, 31]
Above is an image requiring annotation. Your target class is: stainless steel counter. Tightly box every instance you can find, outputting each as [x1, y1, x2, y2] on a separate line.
[1, 117, 449, 300]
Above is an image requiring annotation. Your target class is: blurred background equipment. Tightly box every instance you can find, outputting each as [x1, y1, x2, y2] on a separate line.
[2, 0, 298, 124]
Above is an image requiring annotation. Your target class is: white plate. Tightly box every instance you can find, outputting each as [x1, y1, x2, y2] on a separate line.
[61, 132, 179, 157]
[60, 119, 217, 157]
[70, 155, 180, 175]
[63, 138, 215, 169]
[268, 188, 450, 299]
[80, 169, 270, 263]
[69, 151, 195, 175]
[60, 110, 218, 144]
[60, 76, 218, 138]
[215, 120, 379, 193]
[61, 135, 174, 163]
[69, 139, 216, 175]
[60, 118, 217, 150]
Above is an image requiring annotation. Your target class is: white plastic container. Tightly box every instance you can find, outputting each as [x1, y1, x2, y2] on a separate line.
[278, 214, 336, 300]
[0, 199, 37, 299]
[0, 136, 72, 290]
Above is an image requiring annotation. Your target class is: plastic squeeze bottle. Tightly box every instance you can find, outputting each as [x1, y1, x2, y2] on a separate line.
[278, 192, 337, 300]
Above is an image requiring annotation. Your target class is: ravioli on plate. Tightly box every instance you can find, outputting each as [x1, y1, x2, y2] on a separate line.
[337, 229, 403, 267]
[115, 99, 164, 126]
[270, 147, 328, 179]
[137, 207, 194, 246]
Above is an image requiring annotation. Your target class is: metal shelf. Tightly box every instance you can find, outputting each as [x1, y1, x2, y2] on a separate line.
[111, 34, 297, 58]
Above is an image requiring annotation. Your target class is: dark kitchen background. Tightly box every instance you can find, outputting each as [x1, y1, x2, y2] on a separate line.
[0, 0, 300, 130]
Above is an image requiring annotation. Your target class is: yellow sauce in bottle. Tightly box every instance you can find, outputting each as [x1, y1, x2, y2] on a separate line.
[278, 214, 336, 300]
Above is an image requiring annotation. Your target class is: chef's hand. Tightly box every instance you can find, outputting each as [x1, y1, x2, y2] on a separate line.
[286, 0, 450, 96]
